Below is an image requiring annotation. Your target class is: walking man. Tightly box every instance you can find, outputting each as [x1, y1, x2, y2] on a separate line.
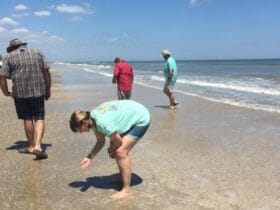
[0, 39, 51, 159]
[161, 49, 178, 109]
[112, 57, 134, 100]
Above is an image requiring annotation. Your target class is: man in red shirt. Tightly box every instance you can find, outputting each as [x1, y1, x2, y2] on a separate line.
[112, 57, 134, 100]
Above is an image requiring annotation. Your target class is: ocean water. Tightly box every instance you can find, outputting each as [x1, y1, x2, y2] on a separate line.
[56, 59, 280, 113]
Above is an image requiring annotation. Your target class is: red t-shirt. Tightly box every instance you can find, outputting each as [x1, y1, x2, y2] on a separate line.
[113, 60, 134, 91]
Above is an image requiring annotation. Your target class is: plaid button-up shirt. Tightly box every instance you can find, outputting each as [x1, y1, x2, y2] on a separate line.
[0, 46, 50, 98]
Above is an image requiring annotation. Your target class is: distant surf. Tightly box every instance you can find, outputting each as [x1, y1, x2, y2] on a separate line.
[55, 59, 280, 113]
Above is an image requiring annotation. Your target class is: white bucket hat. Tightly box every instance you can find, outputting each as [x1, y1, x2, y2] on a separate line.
[161, 49, 171, 56]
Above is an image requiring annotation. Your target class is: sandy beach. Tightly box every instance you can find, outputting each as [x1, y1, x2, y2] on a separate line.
[0, 63, 279, 210]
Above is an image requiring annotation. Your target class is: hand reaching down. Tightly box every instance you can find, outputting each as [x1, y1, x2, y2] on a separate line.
[80, 157, 91, 169]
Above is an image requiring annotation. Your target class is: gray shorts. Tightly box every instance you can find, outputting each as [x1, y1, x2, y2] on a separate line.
[163, 80, 174, 95]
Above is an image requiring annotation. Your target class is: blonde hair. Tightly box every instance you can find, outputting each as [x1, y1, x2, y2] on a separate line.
[69, 111, 90, 132]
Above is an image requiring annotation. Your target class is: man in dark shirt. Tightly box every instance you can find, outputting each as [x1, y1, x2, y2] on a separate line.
[0, 39, 51, 159]
[112, 57, 134, 100]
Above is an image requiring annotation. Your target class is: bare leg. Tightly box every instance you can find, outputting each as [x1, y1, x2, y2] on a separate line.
[167, 93, 176, 109]
[111, 136, 137, 200]
[33, 119, 45, 151]
[170, 93, 175, 108]
[24, 120, 35, 151]
[163, 86, 177, 109]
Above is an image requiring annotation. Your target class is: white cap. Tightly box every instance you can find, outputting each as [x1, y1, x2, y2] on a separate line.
[161, 49, 171, 56]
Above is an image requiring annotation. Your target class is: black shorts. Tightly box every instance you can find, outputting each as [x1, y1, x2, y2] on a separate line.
[14, 96, 45, 120]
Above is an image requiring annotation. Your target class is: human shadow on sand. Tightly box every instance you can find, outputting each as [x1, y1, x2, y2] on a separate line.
[154, 105, 171, 109]
[69, 173, 142, 192]
[6, 140, 52, 152]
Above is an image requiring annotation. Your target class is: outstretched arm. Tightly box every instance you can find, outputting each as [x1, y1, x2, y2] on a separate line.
[80, 132, 105, 169]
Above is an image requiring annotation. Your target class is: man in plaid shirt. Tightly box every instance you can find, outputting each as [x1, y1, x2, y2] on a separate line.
[0, 39, 51, 159]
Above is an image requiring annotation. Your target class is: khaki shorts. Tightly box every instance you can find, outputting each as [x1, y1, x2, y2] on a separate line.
[163, 80, 174, 95]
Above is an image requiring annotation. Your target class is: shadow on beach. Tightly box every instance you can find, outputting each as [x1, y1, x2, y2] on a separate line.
[154, 105, 170, 109]
[6, 140, 52, 152]
[69, 173, 143, 192]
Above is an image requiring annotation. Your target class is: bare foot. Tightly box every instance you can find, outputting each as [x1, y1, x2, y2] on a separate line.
[33, 147, 42, 152]
[169, 106, 175, 110]
[111, 189, 132, 200]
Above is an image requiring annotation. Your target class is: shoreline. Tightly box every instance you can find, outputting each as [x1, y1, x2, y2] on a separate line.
[53, 62, 280, 115]
[0, 64, 279, 209]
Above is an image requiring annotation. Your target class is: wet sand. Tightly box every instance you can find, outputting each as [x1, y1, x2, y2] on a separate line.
[0, 64, 279, 210]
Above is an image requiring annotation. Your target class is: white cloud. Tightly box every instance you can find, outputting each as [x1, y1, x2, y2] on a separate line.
[0, 17, 18, 25]
[189, 0, 198, 5]
[24, 33, 65, 44]
[12, 13, 30, 18]
[56, 4, 94, 14]
[0, 27, 7, 33]
[0, 26, 65, 54]
[15, 4, 28, 11]
[10, 28, 30, 34]
[49, 35, 65, 42]
[34, 11, 51, 17]
[25, 34, 41, 39]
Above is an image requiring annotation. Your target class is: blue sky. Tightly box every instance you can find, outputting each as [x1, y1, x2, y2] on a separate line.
[0, 0, 279, 61]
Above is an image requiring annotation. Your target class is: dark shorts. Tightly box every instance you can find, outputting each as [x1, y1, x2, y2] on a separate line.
[118, 90, 131, 100]
[122, 124, 150, 140]
[14, 96, 45, 120]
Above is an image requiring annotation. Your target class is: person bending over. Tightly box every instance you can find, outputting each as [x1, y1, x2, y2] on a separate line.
[69, 100, 150, 200]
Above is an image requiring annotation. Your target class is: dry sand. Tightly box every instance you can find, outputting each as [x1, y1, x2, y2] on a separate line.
[0, 64, 279, 210]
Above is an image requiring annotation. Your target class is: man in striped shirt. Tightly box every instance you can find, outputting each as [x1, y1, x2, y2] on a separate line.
[0, 39, 51, 159]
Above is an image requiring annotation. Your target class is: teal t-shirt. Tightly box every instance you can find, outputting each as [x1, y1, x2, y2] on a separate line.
[164, 57, 177, 83]
[90, 100, 150, 136]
